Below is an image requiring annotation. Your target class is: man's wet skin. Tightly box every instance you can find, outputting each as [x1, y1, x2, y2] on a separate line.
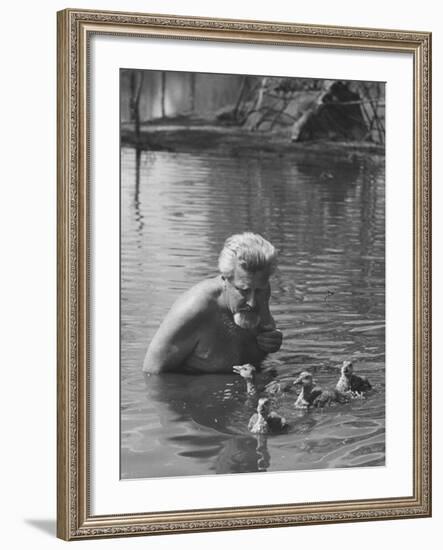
[143, 264, 282, 374]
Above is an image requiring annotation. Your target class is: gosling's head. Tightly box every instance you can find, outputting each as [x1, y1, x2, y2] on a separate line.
[233, 364, 256, 381]
[293, 371, 314, 387]
[341, 360, 354, 377]
[257, 397, 271, 416]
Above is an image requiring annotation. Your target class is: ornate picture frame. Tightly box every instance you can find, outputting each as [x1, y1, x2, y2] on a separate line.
[57, 8, 431, 540]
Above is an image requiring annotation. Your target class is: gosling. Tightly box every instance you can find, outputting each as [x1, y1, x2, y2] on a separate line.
[336, 360, 372, 397]
[233, 364, 257, 396]
[248, 397, 288, 434]
[293, 371, 350, 409]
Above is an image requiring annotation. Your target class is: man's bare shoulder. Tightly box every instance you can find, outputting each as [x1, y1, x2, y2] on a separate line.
[168, 277, 221, 321]
[143, 278, 222, 373]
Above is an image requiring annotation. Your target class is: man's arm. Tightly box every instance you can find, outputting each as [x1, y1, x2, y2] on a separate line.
[142, 290, 207, 373]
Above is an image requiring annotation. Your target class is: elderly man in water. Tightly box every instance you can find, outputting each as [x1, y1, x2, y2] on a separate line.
[143, 232, 282, 374]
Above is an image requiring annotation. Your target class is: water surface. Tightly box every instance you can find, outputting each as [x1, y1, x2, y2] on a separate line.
[121, 146, 385, 479]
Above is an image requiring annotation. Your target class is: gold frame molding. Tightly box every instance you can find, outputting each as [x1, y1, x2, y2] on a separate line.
[57, 8, 432, 541]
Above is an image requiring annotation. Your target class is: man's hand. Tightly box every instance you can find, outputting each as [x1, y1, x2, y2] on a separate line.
[256, 326, 283, 353]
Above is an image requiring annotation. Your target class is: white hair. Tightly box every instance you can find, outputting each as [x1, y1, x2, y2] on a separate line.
[218, 232, 277, 279]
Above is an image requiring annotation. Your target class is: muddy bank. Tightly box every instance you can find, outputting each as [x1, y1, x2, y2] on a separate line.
[121, 122, 385, 162]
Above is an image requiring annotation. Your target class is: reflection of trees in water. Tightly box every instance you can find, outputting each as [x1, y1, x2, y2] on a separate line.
[128, 147, 382, 315]
[200, 154, 363, 291]
[134, 147, 144, 235]
[200, 155, 359, 263]
[350, 161, 385, 314]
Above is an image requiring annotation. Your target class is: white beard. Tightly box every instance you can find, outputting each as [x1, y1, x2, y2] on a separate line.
[233, 311, 261, 329]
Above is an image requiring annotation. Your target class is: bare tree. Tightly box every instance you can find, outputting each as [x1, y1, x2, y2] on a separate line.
[190, 73, 196, 112]
[160, 72, 166, 118]
[129, 70, 145, 139]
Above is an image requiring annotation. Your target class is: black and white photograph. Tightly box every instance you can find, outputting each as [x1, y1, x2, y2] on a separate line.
[120, 69, 386, 479]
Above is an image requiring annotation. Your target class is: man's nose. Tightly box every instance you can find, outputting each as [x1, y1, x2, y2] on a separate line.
[246, 290, 256, 309]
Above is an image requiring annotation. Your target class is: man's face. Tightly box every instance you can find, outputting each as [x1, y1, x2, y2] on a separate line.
[224, 264, 270, 329]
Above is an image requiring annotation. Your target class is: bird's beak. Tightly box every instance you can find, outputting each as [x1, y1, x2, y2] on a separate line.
[232, 365, 242, 374]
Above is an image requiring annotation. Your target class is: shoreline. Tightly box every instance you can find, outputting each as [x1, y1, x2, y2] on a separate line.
[121, 122, 385, 160]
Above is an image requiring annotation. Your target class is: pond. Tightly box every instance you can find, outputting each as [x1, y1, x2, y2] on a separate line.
[120, 144, 385, 479]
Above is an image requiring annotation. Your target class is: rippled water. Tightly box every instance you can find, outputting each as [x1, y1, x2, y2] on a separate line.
[121, 145, 385, 479]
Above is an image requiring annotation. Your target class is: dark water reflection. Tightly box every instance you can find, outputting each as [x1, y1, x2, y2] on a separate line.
[121, 146, 385, 479]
